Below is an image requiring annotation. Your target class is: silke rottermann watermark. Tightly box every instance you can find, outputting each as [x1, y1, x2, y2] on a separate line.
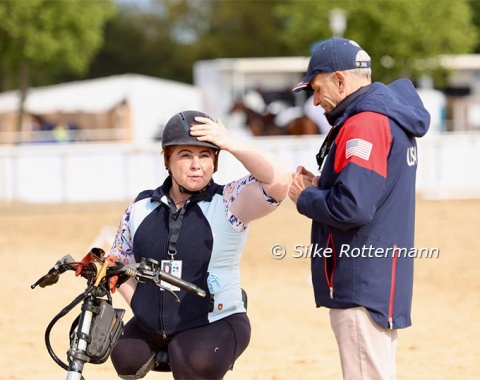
[270, 244, 440, 260]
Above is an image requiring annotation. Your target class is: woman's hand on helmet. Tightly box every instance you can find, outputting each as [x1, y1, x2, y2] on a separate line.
[190, 117, 233, 151]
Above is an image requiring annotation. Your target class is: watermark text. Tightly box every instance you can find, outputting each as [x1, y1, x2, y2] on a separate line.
[270, 243, 440, 260]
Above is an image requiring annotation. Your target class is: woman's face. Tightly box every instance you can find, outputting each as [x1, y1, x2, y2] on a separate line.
[169, 145, 216, 192]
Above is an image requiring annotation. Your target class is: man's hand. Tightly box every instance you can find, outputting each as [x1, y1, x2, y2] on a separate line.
[288, 166, 319, 205]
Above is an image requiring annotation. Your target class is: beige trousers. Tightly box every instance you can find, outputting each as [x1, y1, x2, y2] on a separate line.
[330, 306, 398, 380]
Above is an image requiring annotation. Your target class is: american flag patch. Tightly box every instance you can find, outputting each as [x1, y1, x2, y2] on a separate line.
[346, 138, 373, 161]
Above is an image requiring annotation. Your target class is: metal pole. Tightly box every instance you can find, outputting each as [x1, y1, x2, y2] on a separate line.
[65, 303, 94, 380]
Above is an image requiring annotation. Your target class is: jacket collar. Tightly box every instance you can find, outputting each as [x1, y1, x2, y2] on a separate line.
[325, 84, 372, 126]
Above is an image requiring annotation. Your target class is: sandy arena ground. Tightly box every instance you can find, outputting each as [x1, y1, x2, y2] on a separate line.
[1, 197, 479, 380]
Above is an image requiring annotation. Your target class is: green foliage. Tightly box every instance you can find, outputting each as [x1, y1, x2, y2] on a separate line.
[87, 0, 290, 83]
[194, 0, 290, 59]
[0, 0, 117, 87]
[277, 0, 478, 86]
[469, 0, 480, 53]
[83, 1, 195, 83]
[1, 0, 479, 89]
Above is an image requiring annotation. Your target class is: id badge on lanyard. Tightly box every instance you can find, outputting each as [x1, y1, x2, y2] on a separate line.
[161, 260, 183, 291]
[162, 199, 187, 291]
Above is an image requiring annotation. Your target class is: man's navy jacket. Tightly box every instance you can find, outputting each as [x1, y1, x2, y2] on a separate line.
[297, 79, 430, 329]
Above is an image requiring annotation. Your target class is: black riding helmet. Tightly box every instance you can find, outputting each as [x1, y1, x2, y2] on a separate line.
[162, 110, 219, 150]
[162, 111, 220, 193]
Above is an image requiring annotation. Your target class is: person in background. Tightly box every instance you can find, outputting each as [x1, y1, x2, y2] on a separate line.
[110, 110, 291, 379]
[289, 37, 430, 379]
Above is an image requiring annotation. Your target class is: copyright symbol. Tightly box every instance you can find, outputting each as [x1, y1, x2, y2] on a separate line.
[271, 244, 286, 260]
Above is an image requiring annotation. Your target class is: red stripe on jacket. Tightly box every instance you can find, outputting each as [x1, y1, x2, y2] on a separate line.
[334, 112, 392, 178]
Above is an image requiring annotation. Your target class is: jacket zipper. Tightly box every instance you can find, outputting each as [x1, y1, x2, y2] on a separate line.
[160, 237, 169, 339]
[324, 233, 337, 299]
[388, 245, 399, 329]
[160, 281, 168, 339]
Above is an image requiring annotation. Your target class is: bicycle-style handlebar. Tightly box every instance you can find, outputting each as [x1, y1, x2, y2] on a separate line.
[31, 251, 206, 298]
[111, 257, 206, 298]
[31, 249, 206, 380]
[31, 254, 77, 289]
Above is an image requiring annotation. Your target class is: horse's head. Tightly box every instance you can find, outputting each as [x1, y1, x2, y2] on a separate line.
[229, 100, 249, 114]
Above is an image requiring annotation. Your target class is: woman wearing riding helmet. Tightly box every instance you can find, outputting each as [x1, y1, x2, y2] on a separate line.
[110, 110, 291, 379]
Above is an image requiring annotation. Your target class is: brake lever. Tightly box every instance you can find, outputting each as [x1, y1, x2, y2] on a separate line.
[131, 266, 181, 302]
[31, 255, 77, 289]
[108, 259, 206, 300]
[158, 283, 180, 303]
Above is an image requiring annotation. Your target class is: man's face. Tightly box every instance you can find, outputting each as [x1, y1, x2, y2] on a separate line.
[310, 72, 343, 113]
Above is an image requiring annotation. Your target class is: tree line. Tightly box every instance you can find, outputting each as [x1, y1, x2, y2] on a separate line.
[1, 0, 479, 94]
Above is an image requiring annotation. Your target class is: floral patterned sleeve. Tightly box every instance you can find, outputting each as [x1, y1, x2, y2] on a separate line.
[223, 175, 280, 232]
[110, 202, 136, 265]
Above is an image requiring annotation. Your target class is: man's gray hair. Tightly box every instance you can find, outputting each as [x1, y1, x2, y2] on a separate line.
[344, 67, 372, 81]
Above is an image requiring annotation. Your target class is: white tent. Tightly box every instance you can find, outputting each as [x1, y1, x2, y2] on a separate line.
[0, 74, 202, 143]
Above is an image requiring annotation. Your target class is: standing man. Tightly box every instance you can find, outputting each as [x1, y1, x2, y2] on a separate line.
[288, 37, 430, 379]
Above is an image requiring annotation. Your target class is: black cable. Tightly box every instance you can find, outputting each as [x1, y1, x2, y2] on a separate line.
[44, 287, 93, 370]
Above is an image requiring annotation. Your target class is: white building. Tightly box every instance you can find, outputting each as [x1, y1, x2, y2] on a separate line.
[0, 74, 202, 145]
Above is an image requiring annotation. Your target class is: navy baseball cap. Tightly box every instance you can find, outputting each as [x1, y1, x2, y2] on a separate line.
[293, 37, 371, 92]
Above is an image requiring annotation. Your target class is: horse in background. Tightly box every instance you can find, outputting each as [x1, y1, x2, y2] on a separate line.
[286, 115, 319, 135]
[229, 98, 321, 137]
[229, 99, 284, 136]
